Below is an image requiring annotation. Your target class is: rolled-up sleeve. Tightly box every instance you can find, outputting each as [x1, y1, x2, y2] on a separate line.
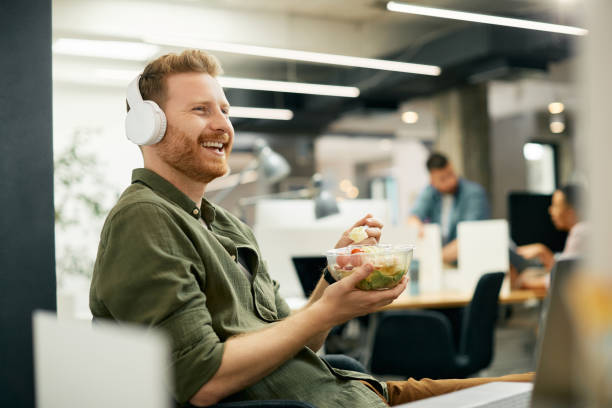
[93, 203, 224, 404]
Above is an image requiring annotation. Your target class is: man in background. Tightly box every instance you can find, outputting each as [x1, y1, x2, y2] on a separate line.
[408, 152, 490, 263]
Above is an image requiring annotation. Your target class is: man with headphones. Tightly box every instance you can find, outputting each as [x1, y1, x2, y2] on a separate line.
[90, 49, 532, 408]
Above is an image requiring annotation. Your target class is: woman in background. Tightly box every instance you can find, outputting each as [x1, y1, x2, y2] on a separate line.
[516, 184, 587, 289]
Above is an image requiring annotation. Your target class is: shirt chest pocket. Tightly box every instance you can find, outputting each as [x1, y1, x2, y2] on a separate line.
[251, 270, 280, 322]
[209, 228, 280, 322]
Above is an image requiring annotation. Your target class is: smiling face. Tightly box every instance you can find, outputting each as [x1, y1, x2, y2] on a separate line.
[154, 72, 234, 184]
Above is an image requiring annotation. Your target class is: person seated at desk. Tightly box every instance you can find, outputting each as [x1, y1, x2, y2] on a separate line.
[89, 50, 532, 408]
[408, 152, 490, 264]
[516, 184, 587, 289]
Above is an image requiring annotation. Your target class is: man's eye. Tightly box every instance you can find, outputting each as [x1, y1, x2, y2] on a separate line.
[193, 106, 207, 112]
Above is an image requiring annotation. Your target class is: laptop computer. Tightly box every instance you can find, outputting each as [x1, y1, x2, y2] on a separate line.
[32, 310, 171, 408]
[394, 381, 533, 407]
[458, 219, 510, 293]
[529, 258, 582, 408]
[395, 258, 581, 408]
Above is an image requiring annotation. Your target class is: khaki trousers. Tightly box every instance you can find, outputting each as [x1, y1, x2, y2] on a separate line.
[361, 372, 535, 406]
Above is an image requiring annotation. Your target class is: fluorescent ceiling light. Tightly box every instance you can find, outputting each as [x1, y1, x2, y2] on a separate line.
[386, 1, 588, 36]
[229, 107, 293, 120]
[86, 69, 358, 97]
[218, 77, 359, 97]
[53, 38, 160, 61]
[401, 111, 419, 124]
[144, 36, 441, 76]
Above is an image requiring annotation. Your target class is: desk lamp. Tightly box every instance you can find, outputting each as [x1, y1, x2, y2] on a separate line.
[212, 138, 290, 204]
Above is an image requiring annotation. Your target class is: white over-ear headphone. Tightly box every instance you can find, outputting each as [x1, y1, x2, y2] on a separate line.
[125, 75, 167, 145]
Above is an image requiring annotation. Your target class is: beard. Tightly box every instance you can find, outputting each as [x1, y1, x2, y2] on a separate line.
[156, 124, 229, 184]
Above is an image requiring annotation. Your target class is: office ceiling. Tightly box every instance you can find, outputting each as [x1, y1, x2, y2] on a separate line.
[53, 0, 583, 134]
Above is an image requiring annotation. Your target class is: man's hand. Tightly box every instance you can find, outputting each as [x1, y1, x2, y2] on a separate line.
[335, 213, 383, 249]
[517, 243, 555, 270]
[442, 239, 458, 264]
[299, 214, 384, 351]
[315, 263, 408, 327]
[407, 215, 425, 239]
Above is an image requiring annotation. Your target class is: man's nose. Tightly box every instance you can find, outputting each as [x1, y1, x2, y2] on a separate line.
[210, 110, 233, 135]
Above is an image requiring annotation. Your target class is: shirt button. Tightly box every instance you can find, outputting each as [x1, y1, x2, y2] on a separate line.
[231, 255, 236, 261]
[192, 208, 199, 216]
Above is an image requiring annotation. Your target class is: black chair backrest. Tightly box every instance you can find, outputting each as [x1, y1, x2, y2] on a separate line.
[291, 256, 328, 297]
[370, 310, 456, 378]
[458, 272, 505, 374]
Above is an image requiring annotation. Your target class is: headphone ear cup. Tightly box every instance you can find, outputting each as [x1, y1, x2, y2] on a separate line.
[125, 101, 167, 146]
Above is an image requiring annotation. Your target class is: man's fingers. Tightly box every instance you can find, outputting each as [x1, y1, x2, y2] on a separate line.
[366, 227, 381, 240]
[348, 213, 374, 230]
[364, 217, 383, 229]
[418, 225, 425, 239]
[390, 276, 409, 296]
[352, 227, 381, 245]
[356, 237, 378, 246]
[341, 264, 373, 288]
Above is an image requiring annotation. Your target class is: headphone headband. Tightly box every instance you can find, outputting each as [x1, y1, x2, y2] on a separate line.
[126, 75, 144, 109]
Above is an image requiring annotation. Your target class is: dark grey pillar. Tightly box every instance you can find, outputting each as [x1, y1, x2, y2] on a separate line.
[0, 1, 56, 407]
[433, 84, 491, 194]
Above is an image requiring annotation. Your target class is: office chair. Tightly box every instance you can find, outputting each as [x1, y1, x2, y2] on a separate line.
[369, 272, 505, 380]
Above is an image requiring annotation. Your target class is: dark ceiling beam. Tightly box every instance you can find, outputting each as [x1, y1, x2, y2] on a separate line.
[231, 24, 573, 134]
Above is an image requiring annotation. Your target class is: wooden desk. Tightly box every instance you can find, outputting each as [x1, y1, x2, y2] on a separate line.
[381, 289, 547, 310]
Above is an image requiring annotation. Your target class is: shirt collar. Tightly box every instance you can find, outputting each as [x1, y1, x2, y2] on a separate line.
[131, 168, 216, 223]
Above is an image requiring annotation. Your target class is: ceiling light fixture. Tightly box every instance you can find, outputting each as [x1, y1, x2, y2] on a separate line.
[229, 107, 293, 121]
[549, 121, 565, 133]
[62, 68, 358, 98]
[548, 102, 565, 114]
[386, 2, 588, 36]
[401, 111, 419, 124]
[53, 38, 160, 61]
[144, 36, 441, 76]
[219, 77, 359, 98]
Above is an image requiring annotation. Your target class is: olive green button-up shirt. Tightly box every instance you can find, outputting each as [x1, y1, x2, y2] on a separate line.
[89, 168, 388, 407]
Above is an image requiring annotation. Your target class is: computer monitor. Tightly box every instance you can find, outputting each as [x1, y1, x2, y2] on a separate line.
[508, 192, 567, 253]
[291, 256, 328, 297]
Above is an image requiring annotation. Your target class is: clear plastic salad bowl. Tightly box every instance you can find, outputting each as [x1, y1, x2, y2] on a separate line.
[325, 244, 415, 290]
